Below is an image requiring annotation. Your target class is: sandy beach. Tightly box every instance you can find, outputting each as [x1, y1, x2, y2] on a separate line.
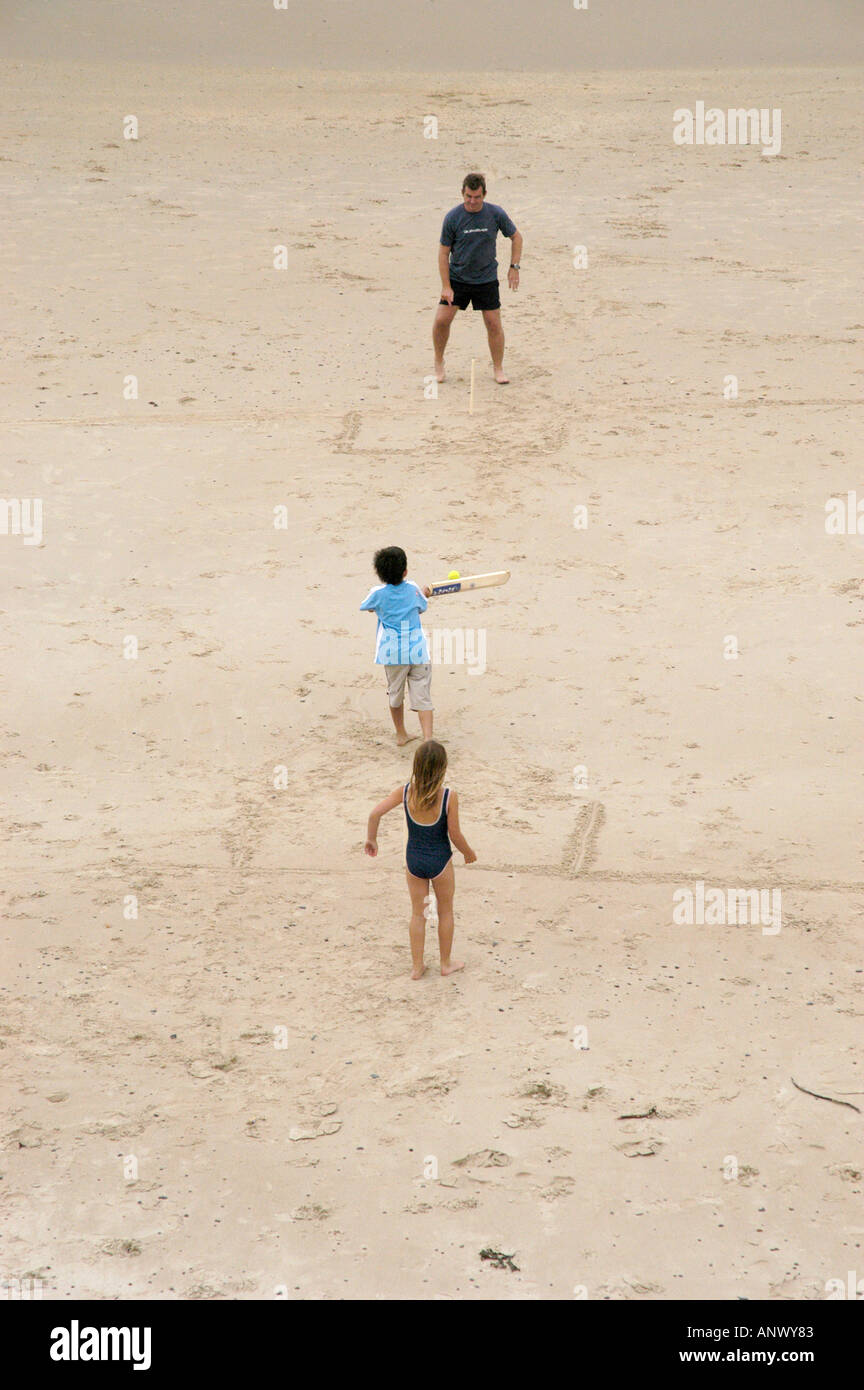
[2, 27, 864, 1300]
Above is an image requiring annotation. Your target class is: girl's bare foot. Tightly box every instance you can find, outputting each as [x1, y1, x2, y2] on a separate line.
[434, 359, 446, 383]
[441, 960, 465, 976]
[494, 368, 509, 384]
[396, 731, 419, 746]
[411, 964, 426, 980]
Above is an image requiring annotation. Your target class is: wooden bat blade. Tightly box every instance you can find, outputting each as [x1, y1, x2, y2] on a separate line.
[429, 570, 510, 596]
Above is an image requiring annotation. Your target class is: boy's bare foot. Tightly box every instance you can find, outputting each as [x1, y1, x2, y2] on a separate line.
[441, 960, 465, 976]
[396, 731, 419, 747]
[411, 964, 426, 980]
[494, 368, 509, 384]
[434, 359, 446, 383]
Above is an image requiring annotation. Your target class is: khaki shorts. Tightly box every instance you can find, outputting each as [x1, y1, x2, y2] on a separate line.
[384, 663, 433, 711]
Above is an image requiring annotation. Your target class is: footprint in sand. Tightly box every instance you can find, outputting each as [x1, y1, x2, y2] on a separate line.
[616, 1138, 663, 1158]
[453, 1149, 511, 1169]
[289, 1120, 342, 1141]
[538, 1176, 576, 1202]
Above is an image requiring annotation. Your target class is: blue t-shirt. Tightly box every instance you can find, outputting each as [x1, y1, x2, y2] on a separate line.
[440, 201, 517, 284]
[360, 580, 429, 665]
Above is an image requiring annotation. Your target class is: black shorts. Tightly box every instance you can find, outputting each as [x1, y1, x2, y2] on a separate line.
[441, 277, 500, 311]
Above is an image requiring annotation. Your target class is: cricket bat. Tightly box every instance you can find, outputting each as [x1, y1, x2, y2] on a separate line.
[429, 570, 510, 597]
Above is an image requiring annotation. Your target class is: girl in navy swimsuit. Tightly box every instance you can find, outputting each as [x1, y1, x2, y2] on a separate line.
[365, 740, 476, 979]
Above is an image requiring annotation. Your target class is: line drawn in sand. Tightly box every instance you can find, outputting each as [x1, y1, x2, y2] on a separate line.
[560, 800, 605, 878]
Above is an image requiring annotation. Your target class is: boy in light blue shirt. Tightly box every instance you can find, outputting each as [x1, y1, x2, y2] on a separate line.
[360, 546, 433, 745]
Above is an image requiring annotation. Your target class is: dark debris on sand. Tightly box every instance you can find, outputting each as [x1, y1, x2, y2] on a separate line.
[480, 1248, 520, 1272]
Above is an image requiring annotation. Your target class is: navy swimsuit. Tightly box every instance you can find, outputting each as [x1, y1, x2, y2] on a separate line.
[404, 784, 452, 880]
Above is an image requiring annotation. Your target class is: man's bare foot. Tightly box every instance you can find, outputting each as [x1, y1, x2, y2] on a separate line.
[396, 731, 420, 747]
[434, 358, 446, 383]
[411, 964, 426, 980]
[441, 960, 465, 976]
[493, 368, 509, 384]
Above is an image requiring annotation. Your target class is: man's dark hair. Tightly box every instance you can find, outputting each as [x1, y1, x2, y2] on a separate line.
[462, 172, 486, 194]
[374, 546, 408, 585]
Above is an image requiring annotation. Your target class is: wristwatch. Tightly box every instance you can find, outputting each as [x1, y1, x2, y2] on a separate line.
[510, 263, 521, 269]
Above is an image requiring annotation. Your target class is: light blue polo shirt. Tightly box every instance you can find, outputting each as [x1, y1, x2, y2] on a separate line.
[360, 580, 429, 665]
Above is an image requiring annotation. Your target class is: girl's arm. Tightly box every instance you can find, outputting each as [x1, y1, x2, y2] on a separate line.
[446, 789, 476, 864]
[365, 786, 404, 857]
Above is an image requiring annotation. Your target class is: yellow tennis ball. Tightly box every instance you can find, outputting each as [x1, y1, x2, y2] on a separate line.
[448, 570, 460, 580]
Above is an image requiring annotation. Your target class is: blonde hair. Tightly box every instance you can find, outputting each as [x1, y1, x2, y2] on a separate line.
[408, 740, 447, 815]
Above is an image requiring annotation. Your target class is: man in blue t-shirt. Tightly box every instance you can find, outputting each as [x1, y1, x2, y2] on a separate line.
[433, 172, 523, 386]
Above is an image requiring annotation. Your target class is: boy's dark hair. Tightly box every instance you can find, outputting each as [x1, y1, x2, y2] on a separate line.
[374, 546, 408, 586]
[462, 172, 486, 194]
